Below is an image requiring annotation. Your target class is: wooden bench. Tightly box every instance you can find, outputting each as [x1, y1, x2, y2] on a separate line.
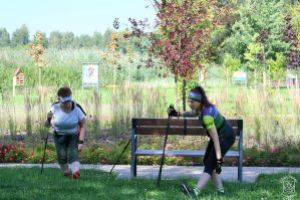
[130, 117, 244, 182]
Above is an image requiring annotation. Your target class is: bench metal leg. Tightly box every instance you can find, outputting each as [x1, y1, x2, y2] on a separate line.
[130, 137, 137, 177]
[238, 157, 243, 182]
[130, 121, 137, 177]
[131, 155, 137, 177]
[238, 130, 243, 182]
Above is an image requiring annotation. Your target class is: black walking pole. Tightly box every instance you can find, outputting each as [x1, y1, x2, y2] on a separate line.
[41, 112, 52, 175]
[40, 132, 49, 174]
[156, 114, 171, 187]
[109, 138, 131, 174]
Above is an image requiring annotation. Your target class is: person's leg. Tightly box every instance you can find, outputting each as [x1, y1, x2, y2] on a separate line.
[181, 172, 211, 198]
[196, 172, 211, 189]
[181, 132, 235, 197]
[197, 134, 235, 192]
[211, 124, 235, 193]
[210, 137, 233, 193]
[196, 139, 214, 188]
[181, 140, 215, 197]
[67, 134, 80, 178]
[54, 134, 69, 176]
[212, 171, 224, 193]
[182, 140, 215, 197]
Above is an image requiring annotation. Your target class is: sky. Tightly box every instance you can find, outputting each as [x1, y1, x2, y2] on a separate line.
[0, 0, 156, 38]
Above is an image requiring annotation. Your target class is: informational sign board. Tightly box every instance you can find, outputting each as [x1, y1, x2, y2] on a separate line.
[286, 73, 298, 86]
[232, 70, 247, 85]
[82, 63, 99, 90]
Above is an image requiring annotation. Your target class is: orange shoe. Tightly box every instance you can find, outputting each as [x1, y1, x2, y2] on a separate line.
[72, 171, 80, 179]
[63, 171, 71, 177]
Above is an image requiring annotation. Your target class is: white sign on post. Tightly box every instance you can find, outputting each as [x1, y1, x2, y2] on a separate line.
[82, 63, 99, 90]
[232, 70, 247, 85]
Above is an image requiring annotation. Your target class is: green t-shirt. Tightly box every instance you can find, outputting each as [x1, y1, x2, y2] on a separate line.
[200, 105, 225, 131]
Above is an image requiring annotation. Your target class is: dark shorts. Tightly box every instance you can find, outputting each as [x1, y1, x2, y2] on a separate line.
[53, 132, 79, 164]
[203, 120, 236, 175]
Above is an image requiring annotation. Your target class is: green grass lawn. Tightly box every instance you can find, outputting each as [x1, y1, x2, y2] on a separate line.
[0, 168, 299, 200]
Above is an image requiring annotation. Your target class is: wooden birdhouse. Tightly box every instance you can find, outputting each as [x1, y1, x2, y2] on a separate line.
[13, 68, 25, 86]
[13, 68, 25, 96]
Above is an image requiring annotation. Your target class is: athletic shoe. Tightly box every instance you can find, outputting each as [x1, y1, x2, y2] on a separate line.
[180, 183, 194, 198]
[72, 171, 80, 179]
[63, 171, 71, 177]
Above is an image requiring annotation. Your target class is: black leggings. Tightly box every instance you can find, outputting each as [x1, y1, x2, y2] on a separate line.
[203, 121, 236, 175]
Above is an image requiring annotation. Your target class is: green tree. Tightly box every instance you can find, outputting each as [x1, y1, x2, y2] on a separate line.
[93, 31, 104, 48]
[222, 0, 289, 62]
[102, 29, 112, 48]
[266, 53, 286, 80]
[49, 31, 62, 49]
[244, 40, 262, 72]
[61, 32, 75, 48]
[223, 53, 241, 82]
[223, 53, 241, 71]
[290, 2, 300, 48]
[0, 28, 10, 47]
[286, 2, 300, 69]
[11, 24, 29, 47]
[79, 34, 94, 47]
[150, 0, 231, 110]
[72, 34, 94, 48]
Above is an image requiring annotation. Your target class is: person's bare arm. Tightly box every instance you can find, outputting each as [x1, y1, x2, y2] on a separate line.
[78, 119, 86, 151]
[207, 127, 222, 160]
[180, 110, 198, 118]
[44, 111, 53, 127]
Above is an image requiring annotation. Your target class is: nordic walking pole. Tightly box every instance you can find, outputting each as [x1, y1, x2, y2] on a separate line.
[156, 114, 171, 187]
[41, 131, 49, 174]
[109, 137, 131, 174]
[41, 111, 52, 174]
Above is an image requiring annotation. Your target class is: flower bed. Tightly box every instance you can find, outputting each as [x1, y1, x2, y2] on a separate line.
[1, 141, 299, 167]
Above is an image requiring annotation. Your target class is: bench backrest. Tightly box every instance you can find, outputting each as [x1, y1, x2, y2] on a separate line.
[132, 118, 243, 136]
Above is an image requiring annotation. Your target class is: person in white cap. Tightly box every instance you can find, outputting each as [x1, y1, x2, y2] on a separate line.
[45, 86, 86, 179]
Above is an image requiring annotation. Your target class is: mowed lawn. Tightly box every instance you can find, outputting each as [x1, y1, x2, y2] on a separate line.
[0, 167, 299, 200]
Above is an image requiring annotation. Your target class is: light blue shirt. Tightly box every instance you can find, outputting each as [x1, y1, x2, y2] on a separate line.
[50, 102, 85, 135]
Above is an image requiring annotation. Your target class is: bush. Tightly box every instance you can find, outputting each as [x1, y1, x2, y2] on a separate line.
[27, 143, 56, 163]
[1, 141, 299, 167]
[81, 140, 130, 164]
[0, 142, 28, 163]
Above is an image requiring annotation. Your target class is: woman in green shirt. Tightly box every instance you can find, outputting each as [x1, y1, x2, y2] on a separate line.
[169, 86, 236, 198]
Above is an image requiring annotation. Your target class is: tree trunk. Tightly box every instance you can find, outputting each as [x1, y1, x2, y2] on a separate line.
[174, 73, 179, 111]
[113, 66, 117, 93]
[263, 71, 267, 88]
[39, 66, 42, 87]
[182, 79, 186, 111]
[226, 67, 229, 99]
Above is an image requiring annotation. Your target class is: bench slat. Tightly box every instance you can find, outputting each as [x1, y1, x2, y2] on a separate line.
[135, 149, 239, 157]
[136, 127, 207, 135]
[133, 118, 242, 127]
[136, 126, 239, 136]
